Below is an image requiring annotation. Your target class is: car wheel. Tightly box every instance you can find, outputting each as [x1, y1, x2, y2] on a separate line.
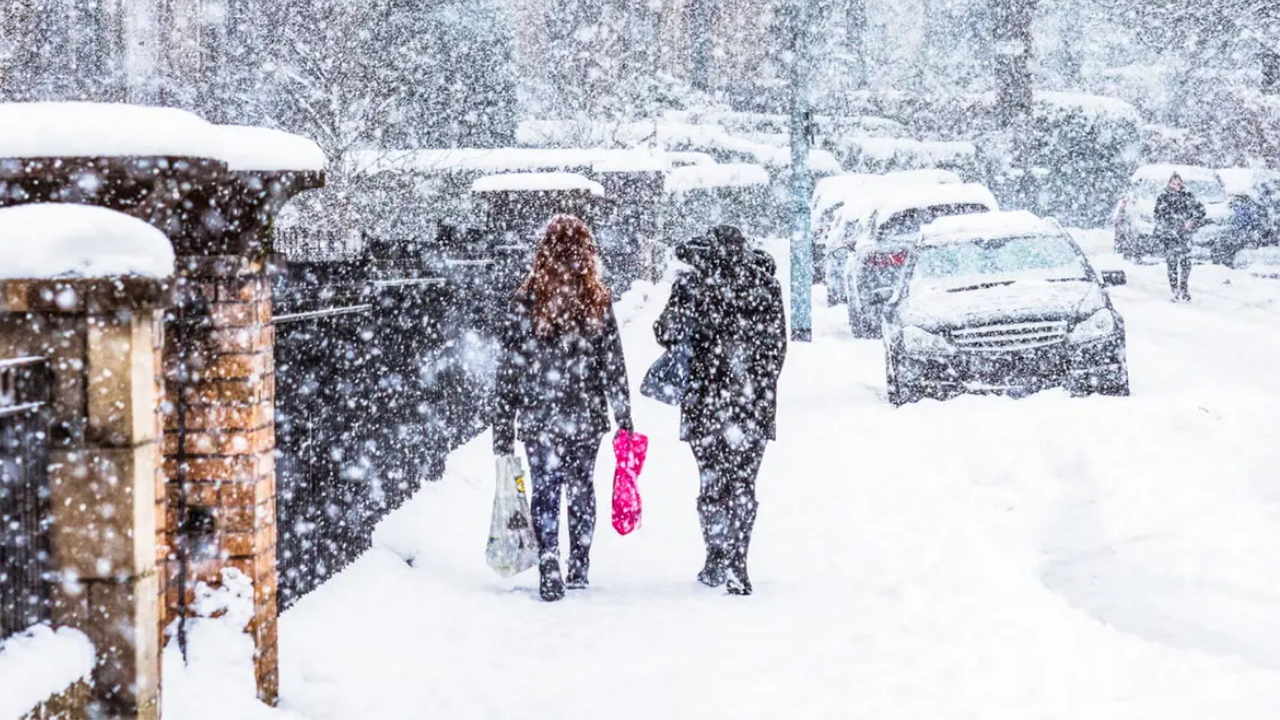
[847, 299, 874, 338]
[886, 350, 922, 406]
[1097, 362, 1131, 397]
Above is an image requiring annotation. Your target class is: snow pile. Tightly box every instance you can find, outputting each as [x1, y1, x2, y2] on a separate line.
[218, 126, 327, 173]
[0, 625, 95, 720]
[163, 569, 305, 720]
[0, 102, 221, 159]
[842, 138, 977, 173]
[664, 163, 770, 194]
[0, 204, 174, 279]
[471, 173, 604, 196]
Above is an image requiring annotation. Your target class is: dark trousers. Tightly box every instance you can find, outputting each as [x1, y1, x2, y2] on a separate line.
[691, 434, 766, 564]
[1166, 252, 1192, 295]
[526, 434, 601, 563]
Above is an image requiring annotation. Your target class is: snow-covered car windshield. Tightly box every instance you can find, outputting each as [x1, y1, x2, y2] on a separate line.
[912, 235, 1087, 286]
[878, 204, 991, 240]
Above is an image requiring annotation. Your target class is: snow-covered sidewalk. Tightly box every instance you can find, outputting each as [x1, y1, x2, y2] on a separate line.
[268, 239, 1280, 719]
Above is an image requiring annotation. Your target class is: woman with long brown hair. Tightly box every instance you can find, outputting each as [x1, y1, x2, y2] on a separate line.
[493, 214, 633, 602]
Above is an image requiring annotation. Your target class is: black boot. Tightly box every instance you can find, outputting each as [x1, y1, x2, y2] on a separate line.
[696, 497, 730, 587]
[698, 548, 727, 588]
[726, 498, 758, 596]
[565, 549, 590, 590]
[539, 555, 565, 602]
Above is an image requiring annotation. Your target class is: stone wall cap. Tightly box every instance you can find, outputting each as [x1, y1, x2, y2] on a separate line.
[0, 102, 222, 160]
[219, 125, 328, 173]
[0, 204, 174, 280]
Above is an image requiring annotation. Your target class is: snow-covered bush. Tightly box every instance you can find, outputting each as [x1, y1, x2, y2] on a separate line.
[976, 92, 1142, 227]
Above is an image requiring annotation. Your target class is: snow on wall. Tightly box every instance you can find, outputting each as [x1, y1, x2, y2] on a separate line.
[0, 625, 95, 720]
[218, 126, 328, 173]
[0, 102, 221, 159]
[471, 172, 605, 196]
[163, 569, 304, 720]
[0, 204, 175, 279]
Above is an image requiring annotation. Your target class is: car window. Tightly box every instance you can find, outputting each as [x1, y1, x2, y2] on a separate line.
[1189, 181, 1227, 202]
[912, 235, 1087, 285]
[878, 204, 991, 239]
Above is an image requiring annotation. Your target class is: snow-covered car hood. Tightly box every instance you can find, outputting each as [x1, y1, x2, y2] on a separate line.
[1130, 198, 1230, 225]
[898, 278, 1106, 330]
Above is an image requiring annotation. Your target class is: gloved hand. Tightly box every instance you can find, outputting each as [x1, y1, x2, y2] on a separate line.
[616, 416, 634, 433]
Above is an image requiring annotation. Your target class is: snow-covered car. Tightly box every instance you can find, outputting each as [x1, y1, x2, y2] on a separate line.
[809, 173, 879, 284]
[817, 172, 965, 304]
[839, 182, 999, 336]
[1113, 164, 1234, 264]
[881, 211, 1130, 406]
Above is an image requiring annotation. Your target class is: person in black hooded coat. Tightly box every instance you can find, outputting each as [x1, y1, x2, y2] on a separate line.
[654, 226, 787, 596]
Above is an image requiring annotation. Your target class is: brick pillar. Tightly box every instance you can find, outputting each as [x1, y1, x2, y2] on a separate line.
[164, 256, 279, 704]
[1, 275, 172, 719]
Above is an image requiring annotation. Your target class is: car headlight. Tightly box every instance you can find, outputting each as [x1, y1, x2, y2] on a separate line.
[1069, 309, 1117, 344]
[901, 326, 955, 356]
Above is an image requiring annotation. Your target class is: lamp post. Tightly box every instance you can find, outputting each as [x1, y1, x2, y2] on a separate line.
[788, 0, 815, 342]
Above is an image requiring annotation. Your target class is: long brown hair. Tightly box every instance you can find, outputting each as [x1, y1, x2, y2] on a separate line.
[520, 215, 610, 338]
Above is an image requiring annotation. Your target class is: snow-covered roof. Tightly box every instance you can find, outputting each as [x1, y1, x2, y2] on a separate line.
[0, 204, 175, 279]
[218, 125, 327, 173]
[592, 153, 670, 174]
[471, 172, 605, 196]
[350, 148, 668, 176]
[871, 182, 1000, 221]
[0, 102, 221, 159]
[1132, 164, 1220, 184]
[0, 625, 95, 720]
[664, 163, 771, 194]
[919, 210, 1056, 246]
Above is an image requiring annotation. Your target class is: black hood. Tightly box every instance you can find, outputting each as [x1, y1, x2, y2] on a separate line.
[675, 225, 776, 278]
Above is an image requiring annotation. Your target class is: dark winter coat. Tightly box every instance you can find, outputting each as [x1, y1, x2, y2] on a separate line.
[1154, 186, 1206, 254]
[654, 228, 787, 444]
[493, 292, 632, 454]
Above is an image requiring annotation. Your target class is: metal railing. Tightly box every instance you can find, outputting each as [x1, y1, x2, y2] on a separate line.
[0, 357, 53, 640]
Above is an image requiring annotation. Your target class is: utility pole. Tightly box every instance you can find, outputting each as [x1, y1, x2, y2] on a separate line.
[789, 0, 815, 342]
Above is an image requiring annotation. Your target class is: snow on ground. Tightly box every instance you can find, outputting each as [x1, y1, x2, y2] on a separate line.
[265, 230, 1280, 719]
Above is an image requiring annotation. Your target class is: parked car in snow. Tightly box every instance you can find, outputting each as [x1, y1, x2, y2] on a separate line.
[808, 170, 962, 285]
[1113, 164, 1234, 264]
[838, 182, 999, 336]
[1218, 167, 1280, 250]
[881, 211, 1130, 406]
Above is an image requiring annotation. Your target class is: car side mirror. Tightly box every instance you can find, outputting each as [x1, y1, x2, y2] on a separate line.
[1100, 270, 1127, 287]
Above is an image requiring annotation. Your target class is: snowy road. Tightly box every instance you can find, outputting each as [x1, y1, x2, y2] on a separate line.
[274, 239, 1280, 719]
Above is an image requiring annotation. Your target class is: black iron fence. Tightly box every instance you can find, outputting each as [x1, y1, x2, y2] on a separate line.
[273, 227, 523, 609]
[0, 358, 52, 640]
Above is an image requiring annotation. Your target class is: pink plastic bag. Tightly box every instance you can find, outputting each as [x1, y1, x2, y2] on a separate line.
[612, 429, 648, 535]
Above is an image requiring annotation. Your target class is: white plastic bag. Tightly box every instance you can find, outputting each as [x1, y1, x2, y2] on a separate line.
[485, 454, 539, 578]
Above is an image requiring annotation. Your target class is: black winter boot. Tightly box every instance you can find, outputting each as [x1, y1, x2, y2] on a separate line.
[565, 549, 590, 590]
[539, 555, 566, 602]
[726, 498, 758, 596]
[697, 497, 730, 587]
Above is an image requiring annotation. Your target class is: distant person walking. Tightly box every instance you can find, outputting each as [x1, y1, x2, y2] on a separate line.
[1154, 172, 1206, 302]
[493, 215, 633, 602]
[654, 226, 787, 596]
